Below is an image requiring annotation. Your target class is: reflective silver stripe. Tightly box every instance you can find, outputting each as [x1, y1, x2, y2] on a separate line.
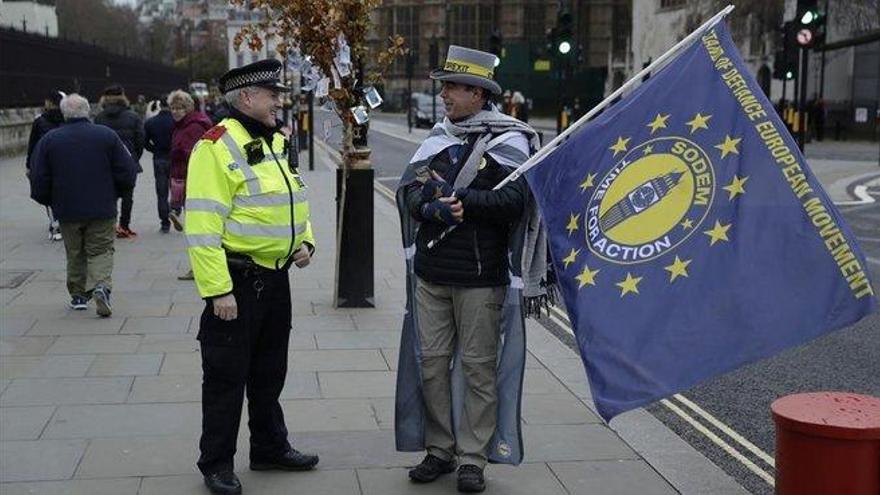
[220, 132, 261, 195]
[186, 233, 222, 247]
[186, 198, 230, 217]
[233, 190, 307, 208]
[225, 221, 308, 238]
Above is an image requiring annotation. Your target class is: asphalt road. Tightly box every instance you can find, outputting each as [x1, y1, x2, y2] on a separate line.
[319, 110, 880, 495]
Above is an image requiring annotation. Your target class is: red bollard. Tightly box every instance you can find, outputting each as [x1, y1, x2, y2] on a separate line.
[772, 392, 880, 495]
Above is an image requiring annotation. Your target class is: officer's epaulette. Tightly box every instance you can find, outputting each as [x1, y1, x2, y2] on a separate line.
[202, 125, 227, 143]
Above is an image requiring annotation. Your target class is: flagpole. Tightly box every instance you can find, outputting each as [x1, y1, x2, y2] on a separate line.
[427, 4, 734, 250]
[497, 3, 735, 189]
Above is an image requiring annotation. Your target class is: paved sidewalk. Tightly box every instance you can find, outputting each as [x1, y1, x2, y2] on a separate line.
[0, 147, 745, 494]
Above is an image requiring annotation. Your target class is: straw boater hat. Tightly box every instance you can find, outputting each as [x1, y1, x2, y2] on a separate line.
[429, 45, 502, 96]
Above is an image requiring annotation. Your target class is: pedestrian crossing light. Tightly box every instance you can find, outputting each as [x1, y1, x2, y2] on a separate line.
[558, 41, 572, 55]
[785, 70, 794, 80]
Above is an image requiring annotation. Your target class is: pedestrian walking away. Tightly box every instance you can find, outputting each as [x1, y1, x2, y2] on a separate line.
[184, 59, 318, 495]
[95, 84, 145, 239]
[28, 94, 138, 317]
[394, 45, 552, 493]
[170, 89, 213, 280]
[25, 89, 67, 241]
[144, 96, 174, 233]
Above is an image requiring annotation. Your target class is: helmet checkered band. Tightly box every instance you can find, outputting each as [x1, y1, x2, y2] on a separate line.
[224, 69, 281, 92]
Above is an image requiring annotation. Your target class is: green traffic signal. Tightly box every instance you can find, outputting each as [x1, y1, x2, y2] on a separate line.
[785, 70, 794, 80]
[800, 10, 818, 25]
[558, 41, 572, 55]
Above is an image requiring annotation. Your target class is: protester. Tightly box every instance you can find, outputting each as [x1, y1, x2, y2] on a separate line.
[395, 45, 546, 493]
[144, 97, 174, 233]
[184, 59, 318, 495]
[25, 89, 66, 241]
[29, 94, 138, 317]
[95, 84, 145, 239]
[168, 89, 213, 280]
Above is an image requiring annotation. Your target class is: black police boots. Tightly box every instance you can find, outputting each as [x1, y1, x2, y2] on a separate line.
[457, 464, 486, 493]
[249, 448, 319, 471]
[203, 471, 241, 495]
[408, 454, 457, 483]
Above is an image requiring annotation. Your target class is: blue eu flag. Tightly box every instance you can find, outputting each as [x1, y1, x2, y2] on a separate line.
[525, 22, 875, 421]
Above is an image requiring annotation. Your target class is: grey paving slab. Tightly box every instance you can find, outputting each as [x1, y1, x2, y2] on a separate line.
[0, 377, 133, 406]
[549, 459, 678, 495]
[0, 439, 87, 481]
[168, 302, 205, 317]
[369, 397, 395, 430]
[159, 351, 201, 375]
[27, 317, 124, 336]
[101, 298, 172, 318]
[293, 429, 418, 469]
[0, 379, 9, 395]
[293, 314, 356, 332]
[289, 349, 389, 371]
[358, 462, 569, 495]
[74, 435, 199, 478]
[0, 336, 56, 356]
[43, 403, 201, 439]
[523, 368, 572, 395]
[522, 424, 638, 462]
[522, 394, 601, 425]
[0, 406, 55, 440]
[0, 478, 141, 495]
[281, 398, 379, 432]
[317, 371, 396, 398]
[86, 353, 163, 376]
[0, 316, 35, 336]
[544, 357, 593, 401]
[278, 372, 321, 400]
[140, 469, 361, 495]
[0, 355, 95, 379]
[290, 331, 317, 349]
[128, 374, 201, 403]
[136, 334, 200, 353]
[315, 331, 401, 350]
[352, 313, 405, 331]
[46, 335, 141, 355]
[380, 348, 398, 371]
[121, 316, 191, 335]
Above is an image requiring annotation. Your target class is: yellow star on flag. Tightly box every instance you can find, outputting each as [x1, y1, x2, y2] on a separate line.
[680, 218, 694, 230]
[616, 272, 643, 297]
[664, 256, 692, 282]
[723, 175, 749, 200]
[703, 220, 732, 246]
[642, 145, 654, 156]
[685, 113, 712, 133]
[566, 213, 580, 236]
[609, 136, 630, 157]
[575, 264, 600, 289]
[647, 114, 670, 134]
[714, 135, 742, 158]
[579, 173, 596, 192]
[562, 248, 580, 270]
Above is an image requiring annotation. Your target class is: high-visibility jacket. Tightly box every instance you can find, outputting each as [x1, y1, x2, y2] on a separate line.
[184, 117, 314, 298]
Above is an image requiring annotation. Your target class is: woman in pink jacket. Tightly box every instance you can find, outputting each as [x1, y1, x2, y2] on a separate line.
[168, 90, 212, 279]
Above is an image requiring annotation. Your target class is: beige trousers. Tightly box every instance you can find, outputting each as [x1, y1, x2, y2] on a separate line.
[415, 277, 505, 468]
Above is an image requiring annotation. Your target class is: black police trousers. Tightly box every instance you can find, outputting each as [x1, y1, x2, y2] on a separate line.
[196, 265, 292, 475]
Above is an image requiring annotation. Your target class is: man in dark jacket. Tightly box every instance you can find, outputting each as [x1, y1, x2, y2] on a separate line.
[399, 46, 537, 493]
[30, 94, 138, 316]
[26, 90, 66, 241]
[144, 97, 174, 233]
[96, 84, 145, 238]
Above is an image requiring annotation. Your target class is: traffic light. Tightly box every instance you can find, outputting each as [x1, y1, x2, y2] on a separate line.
[772, 22, 798, 81]
[556, 10, 573, 55]
[795, 0, 825, 48]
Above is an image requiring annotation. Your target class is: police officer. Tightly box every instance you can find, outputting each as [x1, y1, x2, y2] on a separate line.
[185, 59, 318, 495]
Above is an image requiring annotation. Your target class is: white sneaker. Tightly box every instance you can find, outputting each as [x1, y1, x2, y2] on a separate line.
[52, 232, 62, 241]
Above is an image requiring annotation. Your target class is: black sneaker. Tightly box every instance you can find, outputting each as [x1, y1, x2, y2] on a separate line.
[93, 285, 112, 317]
[160, 224, 170, 234]
[203, 470, 242, 495]
[457, 464, 486, 493]
[69, 295, 88, 311]
[169, 211, 184, 232]
[408, 454, 457, 483]
[250, 448, 319, 471]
